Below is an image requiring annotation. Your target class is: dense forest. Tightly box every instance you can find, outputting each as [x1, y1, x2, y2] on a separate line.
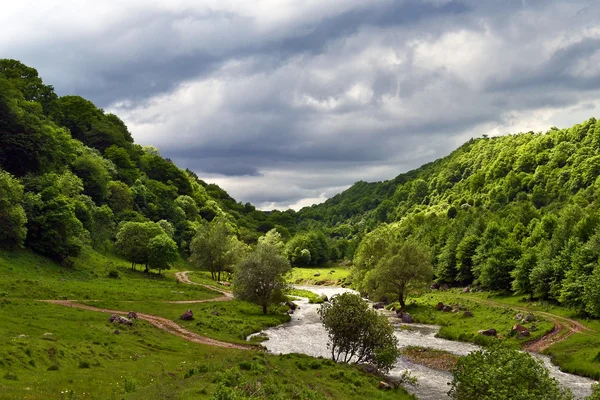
[4, 59, 600, 318]
[297, 118, 600, 317]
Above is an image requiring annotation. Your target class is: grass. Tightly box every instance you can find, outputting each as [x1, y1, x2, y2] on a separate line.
[0, 249, 220, 302]
[288, 266, 350, 285]
[82, 300, 290, 345]
[288, 288, 327, 304]
[0, 248, 414, 399]
[406, 291, 554, 347]
[0, 299, 414, 399]
[449, 291, 600, 379]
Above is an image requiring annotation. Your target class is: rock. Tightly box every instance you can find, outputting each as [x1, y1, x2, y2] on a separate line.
[443, 305, 453, 312]
[218, 281, 231, 287]
[523, 314, 536, 323]
[211, 311, 220, 316]
[478, 329, 497, 337]
[530, 323, 538, 332]
[314, 272, 321, 277]
[18, 334, 29, 339]
[286, 301, 297, 310]
[402, 313, 414, 323]
[430, 283, 440, 290]
[180, 310, 194, 321]
[109, 314, 132, 326]
[330, 270, 336, 274]
[43, 332, 53, 337]
[515, 313, 524, 321]
[322, 295, 328, 302]
[287, 309, 294, 315]
[463, 287, 471, 293]
[113, 330, 120, 335]
[373, 302, 385, 310]
[440, 284, 450, 291]
[378, 381, 392, 390]
[436, 302, 445, 311]
[463, 311, 474, 318]
[461, 203, 472, 209]
[127, 311, 138, 320]
[512, 324, 530, 337]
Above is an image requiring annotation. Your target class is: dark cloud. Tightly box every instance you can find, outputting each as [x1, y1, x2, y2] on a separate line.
[3, 0, 600, 209]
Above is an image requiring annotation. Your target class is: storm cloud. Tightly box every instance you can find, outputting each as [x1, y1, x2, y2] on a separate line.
[4, 0, 600, 209]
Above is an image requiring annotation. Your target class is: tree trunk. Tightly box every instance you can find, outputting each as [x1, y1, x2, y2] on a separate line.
[262, 303, 268, 314]
[218, 270, 221, 282]
[131, 262, 135, 271]
[399, 292, 406, 311]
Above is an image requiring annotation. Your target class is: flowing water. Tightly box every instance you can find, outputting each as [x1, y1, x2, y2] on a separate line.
[250, 285, 595, 399]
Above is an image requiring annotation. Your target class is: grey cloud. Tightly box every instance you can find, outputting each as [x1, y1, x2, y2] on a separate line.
[5, 0, 600, 209]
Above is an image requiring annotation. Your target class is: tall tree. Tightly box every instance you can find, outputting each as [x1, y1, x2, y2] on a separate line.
[0, 168, 27, 248]
[233, 240, 291, 314]
[189, 218, 242, 281]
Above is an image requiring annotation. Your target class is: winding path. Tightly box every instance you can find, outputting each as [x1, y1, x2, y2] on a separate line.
[467, 297, 593, 352]
[43, 271, 249, 350]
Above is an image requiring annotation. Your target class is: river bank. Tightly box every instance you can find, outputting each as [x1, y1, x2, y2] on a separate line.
[254, 285, 596, 400]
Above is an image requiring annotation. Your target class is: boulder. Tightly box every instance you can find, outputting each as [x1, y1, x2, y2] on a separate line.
[402, 313, 414, 323]
[463, 287, 471, 293]
[512, 324, 530, 338]
[314, 272, 321, 277]
[127, 311, 138, 320]
[478, 329, 497, 337]
[322, 295, 329, 302]
[443, 305, 453, 312]
[378, 381, 392, 390]
[463, 311, 474, 318]
[211, 310, 220, 316]
[373, 302, 385, 310]
[515, 313, 524, 321]
[218, 281, 231, 287]
[286, 301, 298, 310]
[430, 283, 440, 290]
[523, 314, 536, 323]
[109, 314, 132, 326]
[180, 310, 194, 321]
[436, 302, 445, 311]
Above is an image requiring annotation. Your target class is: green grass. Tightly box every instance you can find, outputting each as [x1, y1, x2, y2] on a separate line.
[0, 300, 413, 399]
[183, 270, 232, 290]
[0, 249, 220, 302]
[82, 300, 290, 345]
[407, 291, 554, 347]
[288, 289, 327, 304]
[288, 266, 350, 285]
[0, 248, 414, 399]
[442, 291, 600, 379]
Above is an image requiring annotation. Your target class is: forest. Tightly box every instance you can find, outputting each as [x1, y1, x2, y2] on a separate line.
[4, 59, 600, 319]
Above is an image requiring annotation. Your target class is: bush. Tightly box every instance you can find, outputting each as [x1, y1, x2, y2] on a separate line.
[449, 345, 573, 400]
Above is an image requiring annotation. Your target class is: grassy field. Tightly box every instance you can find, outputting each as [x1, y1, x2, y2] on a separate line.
[408, 289, 600, 379]
[0, 249, 414, 399]
[82, 300, 290, 345]
[0, 249, 219, 302]
[406, 291, 554, 347]
[288, 266, 351, 285]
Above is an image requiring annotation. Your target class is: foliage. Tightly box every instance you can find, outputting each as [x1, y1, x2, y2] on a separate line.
[449, 345, 573, 400]
[318, 292, 400, 373]
[147, 233, 178, 273]
[115, 221, 164, 270]
[0, 169, 27, 248]
[190, 218, 244, 281]
[233, 239, 291, 314]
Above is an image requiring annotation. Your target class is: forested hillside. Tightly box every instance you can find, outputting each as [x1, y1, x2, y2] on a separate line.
[0, 59, 296, 265]
[295, 118, 600, 316]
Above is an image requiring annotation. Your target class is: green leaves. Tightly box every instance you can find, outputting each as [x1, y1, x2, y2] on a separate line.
[318, 292, 399, 373]
[449, 345, 574, 400]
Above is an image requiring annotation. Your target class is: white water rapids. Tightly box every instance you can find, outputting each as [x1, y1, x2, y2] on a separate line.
[249, 286, 595, 399]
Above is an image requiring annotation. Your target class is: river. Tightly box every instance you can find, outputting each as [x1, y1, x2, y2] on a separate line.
[250, 285, 595, 399]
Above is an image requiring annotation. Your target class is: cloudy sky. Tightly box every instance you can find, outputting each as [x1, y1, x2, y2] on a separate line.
[3, 0, 600, 209]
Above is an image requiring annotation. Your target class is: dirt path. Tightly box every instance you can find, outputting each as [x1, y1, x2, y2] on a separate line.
[41, 271, 247, 350]
[467, 296, 593, 352]
[175, 271, 234, 299]
[41, 300, 251, 350]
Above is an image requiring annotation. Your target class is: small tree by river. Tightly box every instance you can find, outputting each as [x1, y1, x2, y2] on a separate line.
[318, 292, 400, 373]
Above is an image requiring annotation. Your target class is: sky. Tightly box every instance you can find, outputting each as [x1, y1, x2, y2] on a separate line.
[3, 0, 600, 210]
